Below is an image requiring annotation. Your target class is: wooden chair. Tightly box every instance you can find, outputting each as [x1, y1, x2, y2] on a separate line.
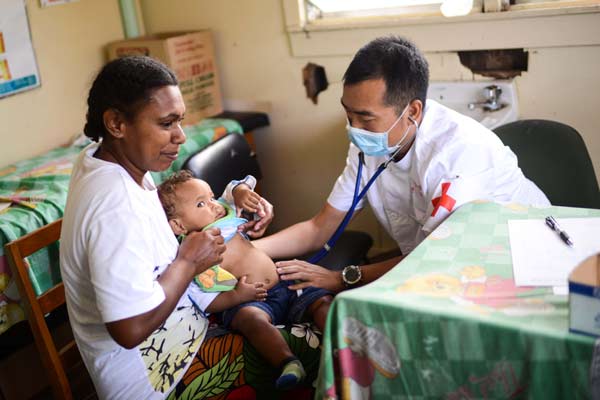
[4, 218, 81, 400]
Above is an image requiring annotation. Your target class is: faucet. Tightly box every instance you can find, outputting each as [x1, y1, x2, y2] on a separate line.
[468, 85, 506, 112]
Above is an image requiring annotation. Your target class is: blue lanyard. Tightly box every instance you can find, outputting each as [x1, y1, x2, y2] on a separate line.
[308, 152, 389, 263]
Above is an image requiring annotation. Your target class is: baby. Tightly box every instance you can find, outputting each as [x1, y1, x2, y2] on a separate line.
[158, 170, 333, 390]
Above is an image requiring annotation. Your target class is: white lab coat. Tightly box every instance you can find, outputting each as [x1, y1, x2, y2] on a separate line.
[327, 100, 549, 253]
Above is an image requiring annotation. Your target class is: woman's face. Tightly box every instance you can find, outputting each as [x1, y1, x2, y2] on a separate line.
[119, 85, 186, 181]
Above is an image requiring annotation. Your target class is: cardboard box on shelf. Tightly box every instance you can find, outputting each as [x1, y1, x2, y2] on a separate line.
[106, 31, 223, 126]
[569, 253, 600, 337]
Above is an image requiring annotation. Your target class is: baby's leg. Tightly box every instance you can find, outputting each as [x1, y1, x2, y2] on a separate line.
[306, 295, 333, 332]
[231, 306, 291, 366]
[230, 306, 305, 389]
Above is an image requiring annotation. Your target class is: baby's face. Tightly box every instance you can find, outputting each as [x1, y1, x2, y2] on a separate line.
[174, 179, 226, 232]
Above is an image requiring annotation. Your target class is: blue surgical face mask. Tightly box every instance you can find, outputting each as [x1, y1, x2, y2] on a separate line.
[346, 104, 411, 156]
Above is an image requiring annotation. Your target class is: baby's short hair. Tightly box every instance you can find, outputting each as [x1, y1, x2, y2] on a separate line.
[157, 170, 195, 220]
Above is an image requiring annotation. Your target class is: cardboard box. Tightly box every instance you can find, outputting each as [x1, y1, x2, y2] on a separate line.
[106, 31, 223, 126]
[569, 253, 600, 336]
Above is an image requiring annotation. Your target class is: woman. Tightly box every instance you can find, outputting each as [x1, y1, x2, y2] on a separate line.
[59, 56, 270, 399]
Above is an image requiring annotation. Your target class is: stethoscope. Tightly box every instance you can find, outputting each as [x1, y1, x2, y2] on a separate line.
[308, 116, 418, 264]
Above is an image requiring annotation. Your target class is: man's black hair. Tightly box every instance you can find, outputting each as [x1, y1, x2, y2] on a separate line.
[343, 36, 429, 113]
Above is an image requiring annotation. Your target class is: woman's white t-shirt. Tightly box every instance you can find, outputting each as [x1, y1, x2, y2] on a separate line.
[60, 143, 216, 399]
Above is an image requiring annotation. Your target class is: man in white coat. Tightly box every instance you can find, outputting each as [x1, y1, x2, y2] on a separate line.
[254, 35, 549, 293]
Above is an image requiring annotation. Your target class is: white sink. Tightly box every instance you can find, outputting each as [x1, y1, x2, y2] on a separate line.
[427, 80, 519, 130]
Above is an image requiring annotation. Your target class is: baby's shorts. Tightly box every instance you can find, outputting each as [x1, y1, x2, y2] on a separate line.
[221, 280, 333, 328]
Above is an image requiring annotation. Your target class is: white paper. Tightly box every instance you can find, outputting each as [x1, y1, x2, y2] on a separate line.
[508, 217, 600, 287]
[552, 286, 568, 296]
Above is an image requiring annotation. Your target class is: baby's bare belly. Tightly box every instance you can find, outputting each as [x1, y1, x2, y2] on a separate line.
[221, 235, 279, 289]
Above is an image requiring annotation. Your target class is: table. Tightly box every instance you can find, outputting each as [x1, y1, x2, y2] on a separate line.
[317, 201, 600, 399]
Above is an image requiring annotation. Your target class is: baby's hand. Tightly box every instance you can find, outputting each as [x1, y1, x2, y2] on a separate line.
[232, 184, 262, 216]
[238, 197, 274, 239]
[234, 276, 267, 303]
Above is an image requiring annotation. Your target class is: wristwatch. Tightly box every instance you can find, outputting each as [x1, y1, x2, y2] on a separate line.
[341, 265, 362, 287]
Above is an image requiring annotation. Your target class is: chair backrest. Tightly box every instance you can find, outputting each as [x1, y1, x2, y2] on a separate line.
[493, 119, 600, 209]
[5, 218, 78, 400]
[181, 133, 263, 195]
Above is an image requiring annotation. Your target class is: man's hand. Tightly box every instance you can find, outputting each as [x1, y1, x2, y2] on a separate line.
[239, 197, 274, 238]
[276, 259, 344, 293]
[178, 227, 226, 275]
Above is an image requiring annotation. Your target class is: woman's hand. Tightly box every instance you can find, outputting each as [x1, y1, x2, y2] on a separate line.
[179, 227, 226, 275]
[239, 197, 274, 239]
[276, 259, 344, 293]
[234, 276, 268, 303]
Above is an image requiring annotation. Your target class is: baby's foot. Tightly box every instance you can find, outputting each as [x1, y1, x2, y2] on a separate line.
[275, 357, 305, 390]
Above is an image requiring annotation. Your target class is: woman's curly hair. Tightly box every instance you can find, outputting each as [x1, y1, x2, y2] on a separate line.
[84, 55, 178, 142]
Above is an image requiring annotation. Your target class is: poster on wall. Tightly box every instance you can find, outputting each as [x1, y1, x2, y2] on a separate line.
[0, 0, 41, 99]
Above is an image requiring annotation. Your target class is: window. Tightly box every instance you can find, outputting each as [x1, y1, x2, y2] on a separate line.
[287, 0, 600, 30]
[304, 0, 516, 20]
[282, 0, 600, 56]
[510, 0, 600, 10]
[306, 0, 447, 20]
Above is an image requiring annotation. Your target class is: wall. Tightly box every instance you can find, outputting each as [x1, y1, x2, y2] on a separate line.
[0, 1, 596, 253]
[135, 1, 600, 252]
[0, 0, 124, 167]
[138, 0, 385, 250]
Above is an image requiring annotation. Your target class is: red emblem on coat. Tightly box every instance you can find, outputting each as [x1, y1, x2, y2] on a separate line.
[431, 182, 456, 216]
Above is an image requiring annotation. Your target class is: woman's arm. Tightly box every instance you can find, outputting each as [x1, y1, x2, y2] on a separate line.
[106, 229, 225, 349]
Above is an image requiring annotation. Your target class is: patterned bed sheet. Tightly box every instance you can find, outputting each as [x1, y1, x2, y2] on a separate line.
[0, 118, 243, 336]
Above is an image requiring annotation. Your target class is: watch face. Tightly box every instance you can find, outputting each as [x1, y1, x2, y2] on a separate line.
[343, 265, 361, 285]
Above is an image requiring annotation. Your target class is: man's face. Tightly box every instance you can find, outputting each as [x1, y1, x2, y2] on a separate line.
[173, 179, 226, 233]
[341, 78, 413, 147]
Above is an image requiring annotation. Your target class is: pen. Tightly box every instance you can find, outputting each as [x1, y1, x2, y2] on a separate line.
[545, 216, 574, 247]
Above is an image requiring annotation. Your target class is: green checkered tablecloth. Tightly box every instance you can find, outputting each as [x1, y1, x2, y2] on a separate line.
[317, 201, 600, 400]
[0, 118, 242, 336]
